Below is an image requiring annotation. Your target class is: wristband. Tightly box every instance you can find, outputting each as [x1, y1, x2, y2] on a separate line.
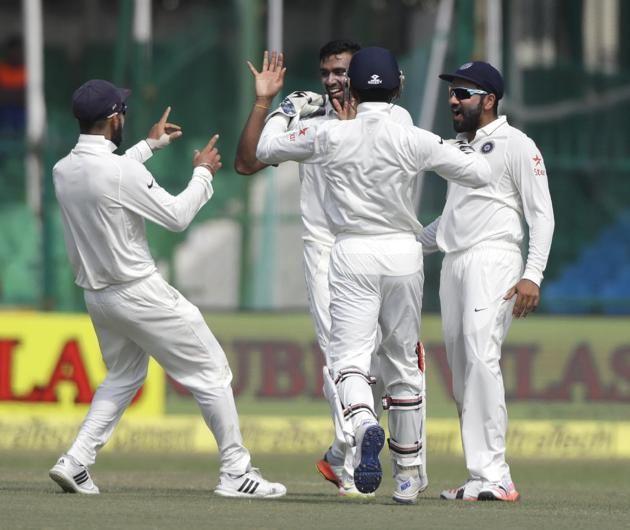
[198, 163, 216, 173]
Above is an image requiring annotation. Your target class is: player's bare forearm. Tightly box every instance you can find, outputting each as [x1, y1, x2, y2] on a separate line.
[235, 51, 286, 175]
[234, 103, 271, 175]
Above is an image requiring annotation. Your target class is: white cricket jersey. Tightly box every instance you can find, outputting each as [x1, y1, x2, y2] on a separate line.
[257, 102, 491, 237]
[53, 134, 214, 290]
[266, 102, 414, 246]
[432, 116, 555, 285]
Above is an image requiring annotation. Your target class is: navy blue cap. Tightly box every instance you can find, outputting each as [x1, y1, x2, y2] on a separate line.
[439, 61, 504, 100]
[72, 79, 131, 122]
[347, 47, 401, 91]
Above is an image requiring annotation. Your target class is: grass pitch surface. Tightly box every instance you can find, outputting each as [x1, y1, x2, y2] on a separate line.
[1, 451, 628, 530]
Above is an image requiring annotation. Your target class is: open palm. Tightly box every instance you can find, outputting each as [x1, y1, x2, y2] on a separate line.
[247, 50, 286, 99]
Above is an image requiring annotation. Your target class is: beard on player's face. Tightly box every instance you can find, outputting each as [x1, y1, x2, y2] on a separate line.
[451, 98, 483, 133]
[110, 118, 124, 148]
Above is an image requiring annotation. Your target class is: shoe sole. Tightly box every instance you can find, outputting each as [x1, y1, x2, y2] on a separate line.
[49, 467, 99, 495]
[316, 459, 341, 488]
[478, 490, 521, 502]
[214, 488, 286, 499]
[354, 425, 385, 494]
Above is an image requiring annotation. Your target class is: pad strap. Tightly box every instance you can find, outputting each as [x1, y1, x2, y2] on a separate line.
[335, 369, 376, 386]
[381, 394, 423, 411]
[388, 438, 423, 456]
[342, 403, 376, 421]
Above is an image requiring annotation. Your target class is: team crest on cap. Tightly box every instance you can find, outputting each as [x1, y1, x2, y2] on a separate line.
[367, 74, 383, 85]
[481, 140, 495, 154]
[460, 62, 473, 69]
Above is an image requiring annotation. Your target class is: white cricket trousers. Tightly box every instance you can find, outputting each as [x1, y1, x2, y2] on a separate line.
[328, 233, 424, 467]
[439, 242, 523, 483]
[67, 272, 251, 476]
[304, 240, 384, 472]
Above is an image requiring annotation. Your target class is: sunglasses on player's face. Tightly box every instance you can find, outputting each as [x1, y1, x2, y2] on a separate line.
[449, 87, 489, 100]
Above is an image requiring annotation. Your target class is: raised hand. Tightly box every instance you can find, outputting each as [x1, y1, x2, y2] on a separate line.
[193, 134, 222, 175]
[146, 106, 183, 151]
[332, 96, 357, 120]
[247, 50, 286, 104]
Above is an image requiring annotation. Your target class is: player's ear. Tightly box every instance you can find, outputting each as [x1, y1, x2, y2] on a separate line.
[484, 93, 496, 112]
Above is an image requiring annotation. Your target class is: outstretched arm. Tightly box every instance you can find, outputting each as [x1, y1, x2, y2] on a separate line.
[234, 50, 286, 175]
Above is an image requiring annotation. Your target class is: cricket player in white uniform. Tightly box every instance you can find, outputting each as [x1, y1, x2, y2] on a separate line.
[48, 79, 286, 499]
[257, 47, 492, 503]
[234, 41, 413, 496]
[419, 62, 554, 502]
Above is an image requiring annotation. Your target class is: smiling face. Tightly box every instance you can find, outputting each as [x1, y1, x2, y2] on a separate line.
[320, 52, 353, 104]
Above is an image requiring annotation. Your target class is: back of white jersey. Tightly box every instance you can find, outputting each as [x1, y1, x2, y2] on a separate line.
[298, 104, 413, 246]
[316, 103, 426, 236]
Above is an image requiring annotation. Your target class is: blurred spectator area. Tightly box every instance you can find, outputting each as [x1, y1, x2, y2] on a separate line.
[0, 0, 628, 314]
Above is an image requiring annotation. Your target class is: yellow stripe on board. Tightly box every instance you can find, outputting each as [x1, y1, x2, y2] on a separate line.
[1, 416, 630, 459]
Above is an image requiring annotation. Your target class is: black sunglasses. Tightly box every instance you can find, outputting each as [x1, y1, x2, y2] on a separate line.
[449, 87, 489, 100]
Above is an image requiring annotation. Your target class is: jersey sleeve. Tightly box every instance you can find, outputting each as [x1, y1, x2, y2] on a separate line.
[256, 115, 323, 165]
[115, 158, 214, 233]
[415, 128, 492, 188]
[508, 136, 555, 286]
[122, 140, 154, 164]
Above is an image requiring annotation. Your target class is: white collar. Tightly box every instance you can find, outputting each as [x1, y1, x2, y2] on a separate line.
[75, 134, 118, 152]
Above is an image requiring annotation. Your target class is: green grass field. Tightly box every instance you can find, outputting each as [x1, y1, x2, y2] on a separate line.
[1, 451, 628, 530]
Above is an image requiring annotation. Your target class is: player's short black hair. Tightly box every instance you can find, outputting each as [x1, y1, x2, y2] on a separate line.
[79, 118, 108, 134]
[319, 39, 361, 62]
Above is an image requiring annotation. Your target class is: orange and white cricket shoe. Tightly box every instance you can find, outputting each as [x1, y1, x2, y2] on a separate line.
[440, 479, 483, 501]
[316, 454, 342, 488]
[316, 453, 375, 498]
[477, 479, 521, 502]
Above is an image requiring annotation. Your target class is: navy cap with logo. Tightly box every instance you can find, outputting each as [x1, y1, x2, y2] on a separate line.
[72, 79, 131, 122]
[347, 47, 401, 91]
[439, 61, 504, 100]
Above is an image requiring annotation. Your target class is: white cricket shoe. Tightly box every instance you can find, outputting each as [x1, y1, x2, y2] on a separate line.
[214, 468, 286, 499]
[353, 421, 385, 494]
[392, 464, 428, 504]
[440, 478, 483, 501]
[49, 454, 100, 495]
[478, 478, 521, 502]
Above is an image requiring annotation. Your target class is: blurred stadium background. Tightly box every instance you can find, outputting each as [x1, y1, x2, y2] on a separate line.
[0, 0, 629, 522]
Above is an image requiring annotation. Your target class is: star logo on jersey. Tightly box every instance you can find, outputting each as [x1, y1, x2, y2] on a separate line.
[532, 154, 542, 166]
[298, 127, 309, 136]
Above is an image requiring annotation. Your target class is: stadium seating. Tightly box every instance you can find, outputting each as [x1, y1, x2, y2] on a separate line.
[544, 211, 630, 314]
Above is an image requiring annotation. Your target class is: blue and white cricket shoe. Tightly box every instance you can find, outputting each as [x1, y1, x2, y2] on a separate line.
[353, 421, 385, 494]
[49, 454, 100, 495]
[392, 464, 428, 504]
